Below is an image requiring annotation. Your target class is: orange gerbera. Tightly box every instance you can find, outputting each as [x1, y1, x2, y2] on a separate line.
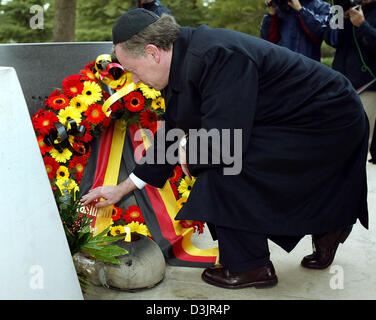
[169, 166, 183, 184]
[37, 135, 52, 155]
[84, 61, 95, 70]
[111, 206, 123, 222]
[62, 74, 84, 97]
[79, 68, 97, 82]
[124, 91, 145, 112]
[32, 109, 59, 136]
[68, 155, 88, 184]
[124, 205, 144, 224]
[139, 109, 158, 133]
[46, 94, 70, 110]
[71, 141, 89, 157]
[43, 156, 60, 180]
[84, 103, 106, 124]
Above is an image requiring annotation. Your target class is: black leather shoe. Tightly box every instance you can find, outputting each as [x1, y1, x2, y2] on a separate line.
[301, 226, 353, 270]
[201, 262, 278, 289]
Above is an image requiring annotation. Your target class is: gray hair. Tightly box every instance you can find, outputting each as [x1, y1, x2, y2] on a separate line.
[117, 13, 180, 57]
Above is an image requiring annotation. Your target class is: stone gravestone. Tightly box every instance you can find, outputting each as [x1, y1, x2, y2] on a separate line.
[0, 41, 113, 299]
[0, 66, 83, 299]
[0, 42, 113, 116]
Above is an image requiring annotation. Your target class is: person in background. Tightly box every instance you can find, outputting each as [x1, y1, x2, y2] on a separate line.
[324, 0, 376, 162]
[135, 0, 173, 17]
[261, 0, 331, 61]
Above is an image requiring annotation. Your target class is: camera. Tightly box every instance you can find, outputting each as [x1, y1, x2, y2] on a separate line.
[265, 0, 291, 12]
[334, 0, 362, 11]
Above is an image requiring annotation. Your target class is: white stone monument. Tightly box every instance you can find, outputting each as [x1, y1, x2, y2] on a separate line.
[0, 67, 83, 300]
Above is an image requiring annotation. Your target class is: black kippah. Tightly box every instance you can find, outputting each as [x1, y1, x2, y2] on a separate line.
[112, 8, 159, 45]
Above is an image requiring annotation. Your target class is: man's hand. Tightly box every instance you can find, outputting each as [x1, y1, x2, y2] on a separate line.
[288, 0, 302, 11]
[178, 135, 192, 180]
[349, 6, 365, 27]
[266, 0, 277, 15]
[80, 177, 137, 208]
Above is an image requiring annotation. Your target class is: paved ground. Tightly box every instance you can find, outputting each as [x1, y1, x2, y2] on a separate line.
[83, 160, 376, 300]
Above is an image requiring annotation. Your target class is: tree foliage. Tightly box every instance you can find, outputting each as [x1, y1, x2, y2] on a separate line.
[75, 0, 132, 42]
[0, 0, 269, 43]
[0, 0, 54, 43]
[162, 0, 210, 27]
[206, 0, 266, 36]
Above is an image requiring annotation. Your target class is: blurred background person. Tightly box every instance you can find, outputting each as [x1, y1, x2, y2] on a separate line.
[134, 0, 173, 17]
[261, 0, 331, 61]
[324, 0, 376, 162]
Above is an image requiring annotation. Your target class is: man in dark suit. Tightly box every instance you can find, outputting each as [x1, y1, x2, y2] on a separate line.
[81, 9, 369, 289]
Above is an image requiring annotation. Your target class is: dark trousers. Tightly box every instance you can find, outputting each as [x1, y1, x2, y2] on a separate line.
[209, 224, 303, 273]
[369, 118, 376, 162]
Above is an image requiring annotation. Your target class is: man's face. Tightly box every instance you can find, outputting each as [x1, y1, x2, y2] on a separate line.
[115, 44, 169, 91]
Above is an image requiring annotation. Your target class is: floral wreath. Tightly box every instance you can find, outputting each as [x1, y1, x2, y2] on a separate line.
[31, 54, 205, 248]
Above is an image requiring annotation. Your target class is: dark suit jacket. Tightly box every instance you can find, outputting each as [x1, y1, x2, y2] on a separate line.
[133, 25, 369, 236]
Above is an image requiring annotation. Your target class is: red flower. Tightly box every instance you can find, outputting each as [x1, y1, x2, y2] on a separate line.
[179, 220, 193, 229]
[46, 94, 70, 110]
[37, 135, 52, 155]
[101, 115, 112, 129]
[47, 89, 61, 99]
[139, 109, 158, 133]
[32, 109, 59, 135]
[76, 120, 93, 143]
[170, 182, 179, 200]
[79, 69, 97, 82]
[111, 206, 123, 222]
[72, 141, 89, 157]
[43, 156, 60, 180]
[103, 91, 124, 113]
[169, 166, 183, 184]
[124, 91, 145, 112]
[62, 74, 84, 97]
[179, 220, 205, 234]
[124, 205, 145, 224]
[192, 221, 205, 234]
[68, 155, 89, 183]
[84, 61, 95, 70]
[84, 104, 106, 124]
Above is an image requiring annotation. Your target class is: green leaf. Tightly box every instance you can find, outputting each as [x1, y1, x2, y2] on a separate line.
[80, 243, 128, 264]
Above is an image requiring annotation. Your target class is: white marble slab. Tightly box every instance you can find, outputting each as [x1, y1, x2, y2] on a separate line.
[0, 67, 83, 300]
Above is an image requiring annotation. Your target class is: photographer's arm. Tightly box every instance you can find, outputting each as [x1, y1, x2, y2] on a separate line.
[350, 6, 376, 54]
[294, 0, 331, 42]
[261, 0, 281, 43]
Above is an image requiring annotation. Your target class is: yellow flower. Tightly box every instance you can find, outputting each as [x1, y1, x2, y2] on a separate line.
[176, 197, 188, 210]
[50, 147, 72, 163]
[151, 97, 165, 111]
[178, 176, 196, 198]
[81, 81, 102, 105]
[56, 166, 70, 180]
[110, 225, 125, 236]
[58, 106, 82, 127]
[55, 178, 78, 195]
[69, 96, 88, 113]
[138, 83, 161, 99]
[126, 221, 151, 237]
